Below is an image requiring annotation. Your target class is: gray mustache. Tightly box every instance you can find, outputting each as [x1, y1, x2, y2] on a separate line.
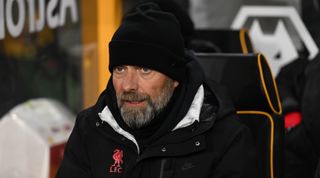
[120, 92, 150, 102]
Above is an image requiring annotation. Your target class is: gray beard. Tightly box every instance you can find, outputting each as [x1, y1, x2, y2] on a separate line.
[117, 79, 175, 129]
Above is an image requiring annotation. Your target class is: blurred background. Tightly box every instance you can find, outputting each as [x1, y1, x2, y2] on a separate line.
[0, 0, 319, 178]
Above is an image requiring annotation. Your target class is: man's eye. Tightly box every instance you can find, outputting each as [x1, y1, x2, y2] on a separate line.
[140, 67, 152, 74]
[114, 66, 126, 73]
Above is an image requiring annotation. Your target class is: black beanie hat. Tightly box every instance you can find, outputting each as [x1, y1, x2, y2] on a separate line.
[147, 0, 195, 43]
[109, 2, 189, 82]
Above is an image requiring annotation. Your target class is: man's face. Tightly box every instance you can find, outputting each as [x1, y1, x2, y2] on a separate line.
[112, 65, 179, 129]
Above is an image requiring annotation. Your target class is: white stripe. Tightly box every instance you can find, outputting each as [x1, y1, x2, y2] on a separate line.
[172, 85, 204, 131]
[98, 107, 140, 154]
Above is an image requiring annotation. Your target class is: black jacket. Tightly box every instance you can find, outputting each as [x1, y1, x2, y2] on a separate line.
[277, 56, 320, 178]
[56, 60, 257, 178]
[315, 161, 320, 178]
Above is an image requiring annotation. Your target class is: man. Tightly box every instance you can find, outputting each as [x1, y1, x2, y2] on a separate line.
[56, 2, 256, 178]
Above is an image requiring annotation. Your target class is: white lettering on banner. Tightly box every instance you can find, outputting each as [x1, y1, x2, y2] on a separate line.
[0, 0, 78, 40]
[47, 0, 59, 28]
[27, 0, 36, 32]
[27, 0, 45, 33]
[6, 0, 26, 38]
[59, 0, 78, 27]
[0, 0, 4, 39]
[36, 0, 45, 32]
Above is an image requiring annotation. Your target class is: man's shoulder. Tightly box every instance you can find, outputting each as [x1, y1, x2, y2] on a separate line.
[77, 106, 95, 119]
[202, 79, 236, 119]
[74, 106, 99, 129]
[200, 79, 248, 133]
[206, 109, 253, 154]
[214, 110, 248, 134]
[201, 81, 251, 143]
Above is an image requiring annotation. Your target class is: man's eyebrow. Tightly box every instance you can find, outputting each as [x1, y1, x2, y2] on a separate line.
[134, 66, 150, 69]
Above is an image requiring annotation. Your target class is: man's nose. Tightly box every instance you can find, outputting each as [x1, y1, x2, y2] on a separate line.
[122, 71, 139, 91]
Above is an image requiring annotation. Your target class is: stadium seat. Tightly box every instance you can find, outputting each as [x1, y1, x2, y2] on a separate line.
[191, 29, 255, 54]
[195, 53, 283, 178]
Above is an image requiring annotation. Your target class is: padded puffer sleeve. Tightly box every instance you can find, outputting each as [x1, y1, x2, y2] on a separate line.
[55, 112, 92, 178]
[211, 124, 258, 178]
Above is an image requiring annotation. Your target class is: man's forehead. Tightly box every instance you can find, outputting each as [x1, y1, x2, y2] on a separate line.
[113, 65, 173, 78]
[115, 65, 154, 70]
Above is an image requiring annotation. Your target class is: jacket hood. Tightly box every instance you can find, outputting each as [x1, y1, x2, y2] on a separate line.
[98, 85, 205, 154]
[91, 51, 236, 151]
[100, 52, 205, 143]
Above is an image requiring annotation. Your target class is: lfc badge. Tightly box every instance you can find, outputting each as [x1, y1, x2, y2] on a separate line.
[109, 149, 124, 173]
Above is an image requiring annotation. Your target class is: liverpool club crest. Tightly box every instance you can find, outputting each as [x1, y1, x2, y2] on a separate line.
[109, 149, 123, 173]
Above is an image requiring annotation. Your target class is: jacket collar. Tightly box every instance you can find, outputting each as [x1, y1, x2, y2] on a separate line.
[172, 85, 204, 131]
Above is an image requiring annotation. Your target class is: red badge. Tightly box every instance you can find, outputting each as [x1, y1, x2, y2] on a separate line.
[109, 149, 124, 173]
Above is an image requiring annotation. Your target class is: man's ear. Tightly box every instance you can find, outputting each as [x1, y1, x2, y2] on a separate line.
[173, 81, 179, 88]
